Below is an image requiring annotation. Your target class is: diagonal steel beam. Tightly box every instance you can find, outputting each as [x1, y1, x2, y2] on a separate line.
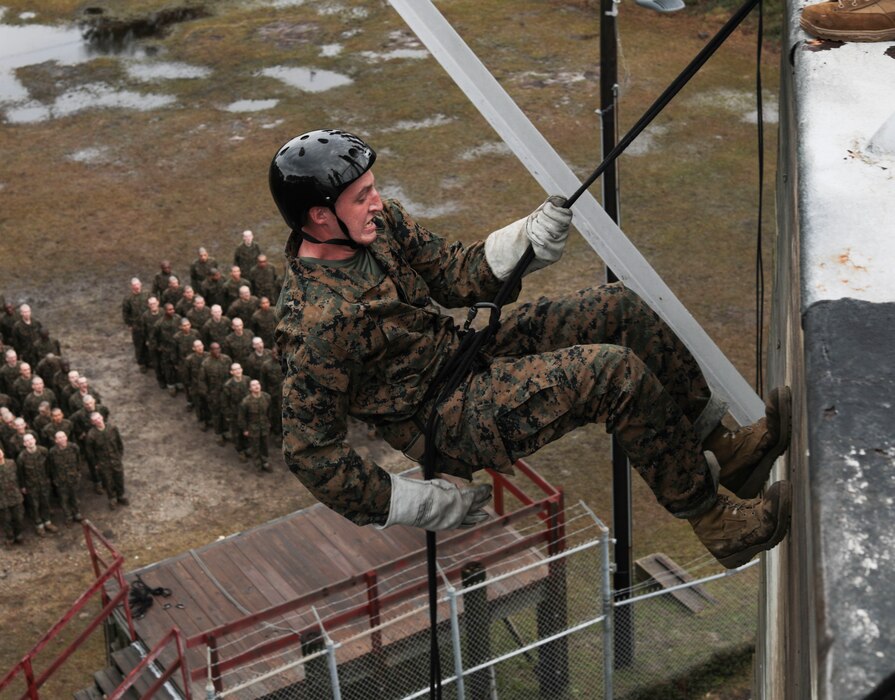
[388, 0, 763, 423]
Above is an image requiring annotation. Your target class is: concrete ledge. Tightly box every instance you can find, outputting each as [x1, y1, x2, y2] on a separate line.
[803, 298, 895, 698]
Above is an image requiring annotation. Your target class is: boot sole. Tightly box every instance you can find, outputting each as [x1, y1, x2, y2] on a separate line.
[800, 18, 895, 42]
[735, 386, 792, 499]
[718, 481, 793, 569]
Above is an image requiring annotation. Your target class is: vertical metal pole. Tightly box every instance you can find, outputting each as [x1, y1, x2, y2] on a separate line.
[324, 636, 342, 700]
[445, 579, 467, 700]
[600, 0, 635, 669]
[600, 527, 615, 699]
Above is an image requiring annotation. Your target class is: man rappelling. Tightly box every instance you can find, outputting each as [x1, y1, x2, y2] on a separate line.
[269, 128, 792, 570]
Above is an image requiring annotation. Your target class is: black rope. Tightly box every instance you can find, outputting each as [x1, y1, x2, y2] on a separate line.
[419, 0, 763, 695]
[755, 0, 766, 397]
[127, 576, 171, 619]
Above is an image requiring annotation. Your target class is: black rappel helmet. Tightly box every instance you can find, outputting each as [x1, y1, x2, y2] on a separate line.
[269, 129, 377, 232]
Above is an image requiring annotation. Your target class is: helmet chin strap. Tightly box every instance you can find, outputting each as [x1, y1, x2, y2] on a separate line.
[299, 207, 360, 249]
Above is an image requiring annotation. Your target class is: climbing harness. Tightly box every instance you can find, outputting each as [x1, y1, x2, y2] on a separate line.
[419, 0, 765, 695]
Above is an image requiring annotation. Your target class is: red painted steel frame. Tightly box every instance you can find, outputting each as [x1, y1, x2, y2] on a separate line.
[107, 628, 192, 700]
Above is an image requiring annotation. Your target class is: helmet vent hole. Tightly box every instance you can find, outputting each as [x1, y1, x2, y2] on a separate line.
[298, 147, 305, 157]
[348, 148, 357, 157]
[318, 138, 329, 143]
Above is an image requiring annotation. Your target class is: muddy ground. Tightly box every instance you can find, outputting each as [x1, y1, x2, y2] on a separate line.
[0, 0, 778, 696]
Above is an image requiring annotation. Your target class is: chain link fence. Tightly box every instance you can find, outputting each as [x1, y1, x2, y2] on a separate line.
[194, 503, 757, 700]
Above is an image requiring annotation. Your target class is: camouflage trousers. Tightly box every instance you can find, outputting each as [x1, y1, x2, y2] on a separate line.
[98, 461, 125, 501]
[24, 486, 51, 526]
[415, 283, 726, 518]
[1, 503, 24, 541]
[55, 478, 81, 520]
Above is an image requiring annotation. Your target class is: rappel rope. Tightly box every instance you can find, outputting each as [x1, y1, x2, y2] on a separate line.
[419, 0, 764, 696]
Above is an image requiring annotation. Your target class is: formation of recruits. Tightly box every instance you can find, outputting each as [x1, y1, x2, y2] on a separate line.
[0, 297, 126, 546]
[121, 230, 285, 474]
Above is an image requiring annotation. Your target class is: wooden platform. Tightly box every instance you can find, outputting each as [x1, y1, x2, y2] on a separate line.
[120, 500, 551, 698]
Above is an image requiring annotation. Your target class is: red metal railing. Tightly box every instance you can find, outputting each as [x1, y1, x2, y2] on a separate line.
[187, 459, 565, 693]
[0, 461, 563, 699]
[0, 520, 136, 700]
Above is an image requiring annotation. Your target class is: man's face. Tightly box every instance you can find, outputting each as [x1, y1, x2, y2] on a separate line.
[250, 380, 261, 396]
[257, 256, 268, 269]
[20, 365, 31, 379]
[242, 230, 253, 245]
[210, 344, 221, 358]
[68, 371, 79, 387]
[194, 298, 206, 311]
[91, 415, 104, 429]
[131, 281, 141, 293]
[230, 267, 241, 281]
[23, 434, 36, 452]
[239, 287, 251, 301]
[231, 364, 243, 379]
[83, 397, 95, 411]
[260, 297, 270, 311]
[165, 303, 175, 318]
[199, 250, 209, 262]
[51, 409, 63, 424]
[161, 261, 171, 274]
[5, 351, 16, 367]
[149, 298, 159, 312]
[20, 306, 31, 322]
[78, 378, 88, 393]
[183, 288, 195, 301]
[252, 339, 263, 353]
[193, 341, 204, 355]
[32, 378, 44, 393]
[232, 320, 243, 335]
[333, 170, 383, 247]
[55, 432, 68, 448]
[211, 306, 222, 321]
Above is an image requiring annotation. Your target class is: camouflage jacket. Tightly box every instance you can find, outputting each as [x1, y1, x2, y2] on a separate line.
[251, 308, 278, 348]
[277, 199, 516, 525]
[190, 256, 218, 289]
[48, 443, 81, 486]
[0, 458, 23, 507]
[202, 317, 232, 347]
[184, 352, 207, 393]
[238, 392, 271, 435]
[249, 264, 281, 302]
[243, 349, 272, 382]
[223, 332, 252, 366]
[16, 446, 50, 492]
[42, 418, 73, 446]
[86, 425, 124, 467]
[197, 354, 232, 399]
[222, 376, 250, 418]
[122, 291, 150, 327]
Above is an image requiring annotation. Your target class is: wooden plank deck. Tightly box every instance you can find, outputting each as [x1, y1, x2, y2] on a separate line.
[121, 501, 551, 698]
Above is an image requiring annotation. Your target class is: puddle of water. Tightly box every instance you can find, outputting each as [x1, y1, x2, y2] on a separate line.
[260, 65, 352, 92]
[320, 43, 343, 57]
[381, 114, 454, 133]
[458, 142, 512, 161]
[224, 98, 279, 112]
[358, 49, 430, 63]
[125, 60, 212, 82]
[5, 82, 175, 124]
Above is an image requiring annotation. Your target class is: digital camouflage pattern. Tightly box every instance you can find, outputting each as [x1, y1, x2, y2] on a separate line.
[201, 316, 232, 347]
[234, 241, 262, 274]
[0, 457, 24, 542]
[85, 424, 125, 501]
[251, 307, 278, 349]
[279, 200, 728, 526]
[191, 256, 218, 289]
[223, 331, 253, 367]
[48, 443, 81, 519]
[16, 445, 52, 524]
[198, 352, 232, 435]
[239, 391, 272, 470]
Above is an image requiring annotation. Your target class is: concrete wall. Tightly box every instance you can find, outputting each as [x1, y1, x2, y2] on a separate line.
[760, 2, 895, 698]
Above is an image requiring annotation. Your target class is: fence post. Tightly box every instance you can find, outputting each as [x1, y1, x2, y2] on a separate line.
[300, 629, 329, 699]
[600, 527, 615, 699]
[461, 561, 490, 700]
[536, 499, 569, 698]
[445, 579, 467, 700]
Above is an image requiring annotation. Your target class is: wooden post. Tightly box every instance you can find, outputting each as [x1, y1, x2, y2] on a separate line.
[461, 561, 490, 700]
[300, 629, 329, 700]
[536, 500, 569, 698]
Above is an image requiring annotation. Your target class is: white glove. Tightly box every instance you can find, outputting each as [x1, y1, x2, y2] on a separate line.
[379, 473, 493, 531]
[484, 195, 573, 281]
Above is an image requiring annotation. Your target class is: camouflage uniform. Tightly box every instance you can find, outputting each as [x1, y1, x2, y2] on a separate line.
[0, 309, 19, 347]
[141, 308, 164, 384]
[69, 388, 103, 416]
[11, 318, 42, 365]
[70, 405, 109, 488]
[249, 263, 281, 302]
[153, 312, 182, 389]
[22, 388, 57, 425]
[238, 391, 272, 471]
[35, 354, 64, 387]
[16, 446, 52, 528]
[187, 305, 212, 331]
[201, 276, 228, 309]
[198, 353, 232, 437]
[243, 348, 272, 382]
[226, 296, 260, 325]
[260, 354, 284, 441]
[0, 360, 21, 396]
[223, 331, 253, 367]
[185, 351, 211, 428]
[173, 329, 201, 392]
[47, 443, 82, 521]
[191, 256, 218, 289]
[222, 375, 250, 453]
[251, 306, 278, 349]
[41, 417, 73, 448]
[278, 200, 725, 526]
[223, 277, 245, 311]
[201, 316, 231, 348]
[175, 294, 196, 319]
[85, 424, 125, 504]
[153, 269, 177, 299]
[234, 241, 262, 274]
[0, 457, 24, 543]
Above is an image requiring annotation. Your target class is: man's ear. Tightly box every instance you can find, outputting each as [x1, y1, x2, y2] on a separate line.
[307, 206, 331, 226]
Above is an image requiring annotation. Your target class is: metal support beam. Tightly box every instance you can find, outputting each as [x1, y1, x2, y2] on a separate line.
[388, 0, 763, 424]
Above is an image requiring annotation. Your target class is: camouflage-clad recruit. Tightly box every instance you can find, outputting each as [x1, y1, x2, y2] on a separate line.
[270, 128, 795, 570]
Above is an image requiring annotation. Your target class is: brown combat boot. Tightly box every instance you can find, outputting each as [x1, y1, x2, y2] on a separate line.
[801, 0, 895, 41]
[704, 386, 791, 499]
[43, 521, 58, 534]
[689, 480, 792, 569]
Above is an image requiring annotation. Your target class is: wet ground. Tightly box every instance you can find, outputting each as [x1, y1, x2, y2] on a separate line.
[0, 0, 775, 695]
